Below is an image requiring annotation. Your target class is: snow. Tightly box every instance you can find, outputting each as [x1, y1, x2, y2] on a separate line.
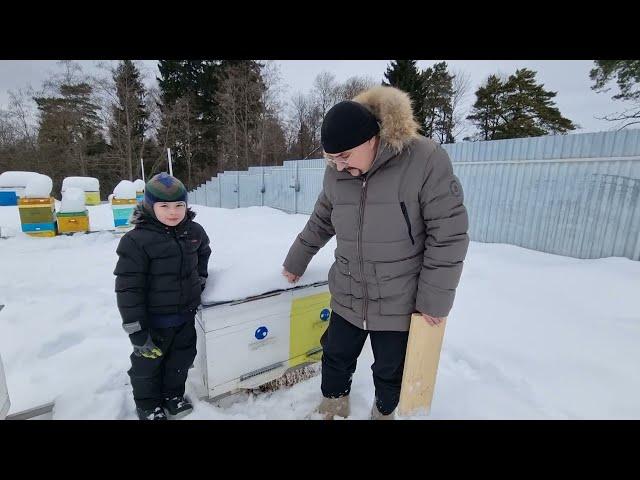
[61, 177, 100, 192]
[113, 180, 136, 200]
[133, 179, 145, 192]
[24, 174, 53, 198]
[0, 171, 40, 188]
[0, 349, 8, 419]
[0, 203, 639, 419]
[59, 188, 86, 214]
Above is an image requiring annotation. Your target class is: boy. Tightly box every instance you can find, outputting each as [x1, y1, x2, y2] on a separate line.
[115, 172, 211, 420]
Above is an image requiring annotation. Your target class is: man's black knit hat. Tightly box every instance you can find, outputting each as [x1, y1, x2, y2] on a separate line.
[321, 101, 380, 154]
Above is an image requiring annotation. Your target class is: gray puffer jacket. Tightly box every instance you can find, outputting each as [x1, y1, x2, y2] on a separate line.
[283, 86, 469, 331]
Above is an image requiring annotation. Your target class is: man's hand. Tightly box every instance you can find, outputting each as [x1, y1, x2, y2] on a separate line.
[282, 268, 301, 284]
[419, 312, 445, 327]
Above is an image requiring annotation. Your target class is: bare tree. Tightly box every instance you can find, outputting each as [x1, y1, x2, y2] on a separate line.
[255, 61, 288, 166]
[313, 71, 340, 122]
[594, 107, 640, 130]
[288, 92, 322, 159]
[590, 60, 640, 130]
[337, 75, 377, 101]
[450, 68, 472, 141]
[7, 88, 40, 150]
[216, 62, 265, 172]
[284, 74, 377, 159]
[92, 61, 150, 181]
[43, 60, 86, 94]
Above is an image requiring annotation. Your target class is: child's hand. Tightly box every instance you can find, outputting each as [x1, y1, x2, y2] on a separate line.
[129, 330, 163, 359]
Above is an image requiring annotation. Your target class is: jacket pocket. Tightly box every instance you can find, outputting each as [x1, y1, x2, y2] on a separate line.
[375, 254, 422, 315]
[400, 201, 415, 245]
[329, 256, 352, 309]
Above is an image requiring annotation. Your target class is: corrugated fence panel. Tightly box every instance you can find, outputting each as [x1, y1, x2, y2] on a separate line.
[452, 157, 640, 260]
[442, 129, 640, 162]
[263, 166, 296, 213]
[220, 172, 239, 209]
[205, 179, 220, 207]
[296, 168, 325, 214]
[192, 186, 203, 205]
[239, 171, 263, 207]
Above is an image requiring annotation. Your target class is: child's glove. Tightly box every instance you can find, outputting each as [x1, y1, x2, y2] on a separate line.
[129, 330, 163, 359]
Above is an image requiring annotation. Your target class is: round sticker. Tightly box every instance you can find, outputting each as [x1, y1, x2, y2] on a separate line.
[255, 326, 269, 340]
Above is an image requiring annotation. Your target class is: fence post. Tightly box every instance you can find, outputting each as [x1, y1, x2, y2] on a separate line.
[289, 160, 300, 214]
[261, 167, 265, 207]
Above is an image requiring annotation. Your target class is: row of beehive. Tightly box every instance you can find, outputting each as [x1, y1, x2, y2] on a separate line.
[1, 173, 146, 207]
[17, 196, 142, 237]
[2, 173, 145, 237]
[0, 174, 103, 207]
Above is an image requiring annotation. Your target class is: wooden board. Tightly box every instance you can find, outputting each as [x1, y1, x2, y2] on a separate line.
[398, 314, 447, 417]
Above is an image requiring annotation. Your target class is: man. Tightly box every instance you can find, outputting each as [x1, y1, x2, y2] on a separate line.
[283, 86, 469, 419]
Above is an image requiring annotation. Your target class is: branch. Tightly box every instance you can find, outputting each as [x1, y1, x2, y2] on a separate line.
[618, 120, 640, 130]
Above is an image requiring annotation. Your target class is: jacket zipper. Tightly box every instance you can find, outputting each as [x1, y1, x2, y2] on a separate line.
[358, 178, 369, 330]
[172, 229, 184, 308]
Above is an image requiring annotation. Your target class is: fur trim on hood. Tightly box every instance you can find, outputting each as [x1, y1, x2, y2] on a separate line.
[353, 86, 420, 153]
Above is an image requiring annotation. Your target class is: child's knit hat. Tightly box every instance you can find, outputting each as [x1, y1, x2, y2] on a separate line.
[143, 172, 187, 212]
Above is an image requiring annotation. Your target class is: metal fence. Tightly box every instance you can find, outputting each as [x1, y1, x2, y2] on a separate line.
[189, 130, 640, 261]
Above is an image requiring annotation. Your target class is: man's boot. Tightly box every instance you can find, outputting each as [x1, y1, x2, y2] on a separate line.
[370, 402, 395, 420]
[316, 395, 350, 420]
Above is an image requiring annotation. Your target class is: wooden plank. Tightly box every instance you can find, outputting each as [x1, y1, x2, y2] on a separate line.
[5, 402, 55, 420]
[398, 314, 447, 417]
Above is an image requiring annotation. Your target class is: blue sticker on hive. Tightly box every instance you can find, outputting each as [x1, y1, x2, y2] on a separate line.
[255, 326, 268, 340]
[320, 309, 330, 321]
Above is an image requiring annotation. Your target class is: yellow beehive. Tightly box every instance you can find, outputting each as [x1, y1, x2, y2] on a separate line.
[18, 197, 56, 237]
[57, 211, 90, 234]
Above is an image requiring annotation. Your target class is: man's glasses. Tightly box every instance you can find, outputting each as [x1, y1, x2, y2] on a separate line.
[325, 153, 351, 166]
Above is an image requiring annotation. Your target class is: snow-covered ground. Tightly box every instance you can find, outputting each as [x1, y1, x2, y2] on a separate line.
[0, 203, 639, 419]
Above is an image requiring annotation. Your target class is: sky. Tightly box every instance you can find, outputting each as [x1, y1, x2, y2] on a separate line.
[0, 60, 629, 139]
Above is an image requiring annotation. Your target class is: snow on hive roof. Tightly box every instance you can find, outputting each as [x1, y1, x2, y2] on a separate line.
[24, 174, 53, 198]
[0, 171, 41, 188]
[113, 180, 137, 199]
[62, 177, 100, 192]
[59, 187, 87, 213]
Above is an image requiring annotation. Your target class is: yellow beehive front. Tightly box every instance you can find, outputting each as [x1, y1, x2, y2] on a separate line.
[289, 292, 331, 368]
[57, 212, 90, 234]
[84, 191, 101, 205]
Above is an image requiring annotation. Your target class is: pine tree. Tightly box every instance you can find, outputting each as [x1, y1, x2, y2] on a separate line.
[467, 69, 575, 140]
[34, 82, 105, 192]
[109, 60, 148, 180]
[422, 62, 456, 143]
[156, 60, 222, 187]
[500, 69, 575, 139]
